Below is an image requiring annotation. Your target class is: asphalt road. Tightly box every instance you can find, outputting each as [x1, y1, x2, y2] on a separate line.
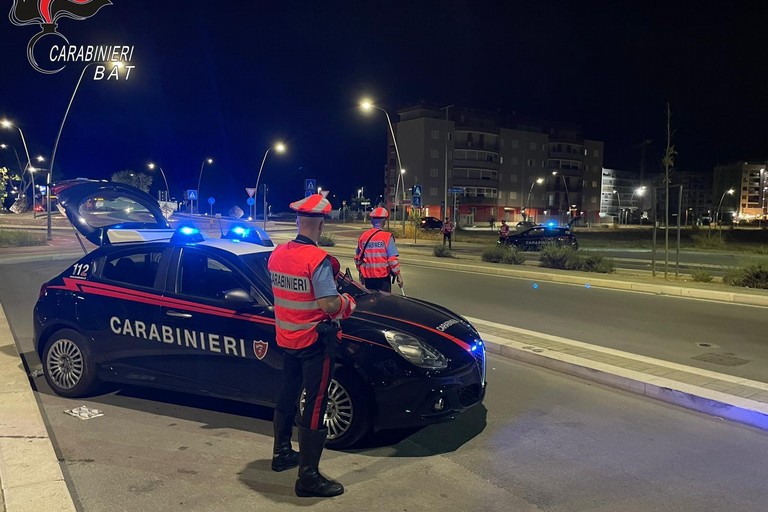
[2, 260, 768, 511]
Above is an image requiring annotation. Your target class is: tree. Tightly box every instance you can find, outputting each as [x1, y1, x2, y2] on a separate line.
[0, 166, 9, 211]
[111, 170, 152, 193]
[662, 103, 677, 279]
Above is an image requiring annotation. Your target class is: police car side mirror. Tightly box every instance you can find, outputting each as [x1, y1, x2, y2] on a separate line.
[223, 288, 255, 305]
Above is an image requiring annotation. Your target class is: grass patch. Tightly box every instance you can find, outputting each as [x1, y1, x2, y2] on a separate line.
[480, 244, 526, 264]
[691, 231, 726, 250]
[690, 270, 714, 283]
[723, 261, 768, 289]
[0, 229, 47, 247]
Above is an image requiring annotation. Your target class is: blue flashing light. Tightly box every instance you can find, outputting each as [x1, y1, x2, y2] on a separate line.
[546, 221, 557, 227]
[223, 224, 273, 247]
[171, 224, 204, 244]
[585, 283, 591, 288]
[532, 282, 539, 289]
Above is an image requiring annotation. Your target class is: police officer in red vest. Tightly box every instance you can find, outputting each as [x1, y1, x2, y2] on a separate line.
[498, 219, 510, 243]
[268, 194, 356, 498]
[354, 207, 403, 292]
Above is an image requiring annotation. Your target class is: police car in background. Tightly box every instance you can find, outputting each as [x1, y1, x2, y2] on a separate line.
[34, 180, 486, 449]
[499, 222, 579, 251]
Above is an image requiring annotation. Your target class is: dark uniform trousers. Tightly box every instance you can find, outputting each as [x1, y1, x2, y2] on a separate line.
[275, 333, 337, 430]
[362, 276, 392, 292]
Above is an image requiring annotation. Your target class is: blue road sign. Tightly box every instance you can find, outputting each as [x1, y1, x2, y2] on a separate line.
[305, 179, 316, 192]
[187, 190, 198, 200]
[246, 197, 255, 206]
[208, 197, 215, 205]
[448, 187, 464, 194]
[412, 195, 422, 207]
[305, 190, 313, 198]
[412, 184, 422, 196]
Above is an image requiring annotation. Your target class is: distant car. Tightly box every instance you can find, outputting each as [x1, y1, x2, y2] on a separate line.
[499, 225, 578, 251]
[420, 216, 443, 230]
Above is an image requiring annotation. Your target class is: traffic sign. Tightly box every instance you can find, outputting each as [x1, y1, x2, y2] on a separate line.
[305, 190, 313, 198]
[305, 179, 316, 192]
[208, 197, 215, 205]
[448, 187, 464, 194]
[412, 195, 422, 207]
[412, 184, 422, 196]
[246, 198, 255, 206]
[245, 188, 256, 197]
[187, 190, 198, 200]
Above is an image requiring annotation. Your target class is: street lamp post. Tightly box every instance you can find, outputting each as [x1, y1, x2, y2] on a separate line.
[360, 100, 405, 231]
[525, 177, 544, 221]
[716, 188, 735, 237]
[254, 142, 286, 230]
[630, 186, 646, 224]
[441, 104, 454, 220]
[147, 163, 170, 205]
[394, 168, 406, 232]
[552, 171, 569, 222]
[1, 119, 34, 217]
[613, 189, 622, 225]
[196, 157, 213, 214]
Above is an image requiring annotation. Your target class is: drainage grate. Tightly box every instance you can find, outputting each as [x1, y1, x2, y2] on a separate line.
[691, 353, 750, 367]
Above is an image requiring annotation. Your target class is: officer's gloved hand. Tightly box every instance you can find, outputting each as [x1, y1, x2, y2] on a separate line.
[396, 274, 403, 287]
[330, 293, 356, 321]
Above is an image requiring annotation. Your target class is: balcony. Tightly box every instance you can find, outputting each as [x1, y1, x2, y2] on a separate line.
[454, 140, 500, 152]
[453, 159, 500, 171]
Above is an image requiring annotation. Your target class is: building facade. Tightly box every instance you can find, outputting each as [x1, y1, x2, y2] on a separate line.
[713, 162, 767, 223]
[387, 104, 604, 227]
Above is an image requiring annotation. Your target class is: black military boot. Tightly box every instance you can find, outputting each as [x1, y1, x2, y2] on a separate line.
[271, 411, 298, 472]
[295, 427, 344, 498]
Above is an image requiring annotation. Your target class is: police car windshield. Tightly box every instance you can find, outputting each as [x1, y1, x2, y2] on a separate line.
[240, 253, 273, 292]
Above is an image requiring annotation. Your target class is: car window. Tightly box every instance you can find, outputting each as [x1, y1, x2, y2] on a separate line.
[240, 252, 273, 293]
[103, 248, 163, 288]
[178, 249, 254, 302]
[79, 191, 158, 227]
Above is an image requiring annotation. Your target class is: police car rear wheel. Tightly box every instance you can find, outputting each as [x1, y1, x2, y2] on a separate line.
[43, 329, 98, 398]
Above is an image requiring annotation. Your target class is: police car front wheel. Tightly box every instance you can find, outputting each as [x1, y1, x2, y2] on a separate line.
[43, 329, 99, 398]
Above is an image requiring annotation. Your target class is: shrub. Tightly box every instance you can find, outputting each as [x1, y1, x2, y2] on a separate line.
[318, 234, 336, 247]
[433, 244, 455, 258]
[691, 231, 726, 250]
[539, 246, 615, 273]
[0, 229, 47, 247]
[691, 270, 713, 282]
[501, 247, 526, 265]
[579, 254, 615, 273]
[480, 245, 507, 263]
[723, 262, 768, 289]
[538, 245, 574, 269]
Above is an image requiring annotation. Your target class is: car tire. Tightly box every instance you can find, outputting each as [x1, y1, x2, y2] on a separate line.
[42, 329, 99, 398]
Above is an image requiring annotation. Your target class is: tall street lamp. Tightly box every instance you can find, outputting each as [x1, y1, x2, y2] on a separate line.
[716, 188, 735, 236]
[359, 100, 405, 221]
[147, 163, 170, 205]
[630, 186, 646, 224]
[441, 104, 454, 220]
[552, 171, 569, 222]
[196, 157, 213, 214]
[525, 177, 544, 221]
[255, 142, 286, 229]
[394, 168, 406, 230]
[1, 119, 34, 217]
[613, 189, 622, 225]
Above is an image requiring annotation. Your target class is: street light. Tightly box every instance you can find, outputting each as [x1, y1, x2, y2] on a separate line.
[552, 171, 569, 221]
[630, 186, 646, 224]
[255, 142, 286, 229]
[359, 99, 405, 224]
[394, 168, 406, 229]
[716, 188, 735, 235]
[1, 119, 34, 216]
[613, 189, 622, 225]
[525, 177, 544, 221]
[195, 157, 213, 213]
[147, 163, 170, 204]
[441, 104, 454, 220]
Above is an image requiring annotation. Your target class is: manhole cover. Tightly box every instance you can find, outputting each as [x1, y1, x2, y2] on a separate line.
[691, 353, 750, 367]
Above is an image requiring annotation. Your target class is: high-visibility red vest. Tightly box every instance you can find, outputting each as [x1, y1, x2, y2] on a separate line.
[268, 241, 329, 350]
[443, 221, 454, 233]
[356, 228, 399, 279]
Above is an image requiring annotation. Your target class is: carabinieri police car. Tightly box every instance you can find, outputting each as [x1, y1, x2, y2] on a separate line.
[34, 180, 486, 448]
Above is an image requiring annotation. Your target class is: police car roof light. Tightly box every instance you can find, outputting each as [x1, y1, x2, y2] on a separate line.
[170, 224, 205, 244]
[223, 224, 274, 247]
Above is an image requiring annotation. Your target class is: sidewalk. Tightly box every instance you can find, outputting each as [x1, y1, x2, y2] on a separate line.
[1, 227, 767, 511]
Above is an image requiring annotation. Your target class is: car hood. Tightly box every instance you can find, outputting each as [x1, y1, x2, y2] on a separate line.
[55, 179, 170, 246]
[344, 291, 481, 354]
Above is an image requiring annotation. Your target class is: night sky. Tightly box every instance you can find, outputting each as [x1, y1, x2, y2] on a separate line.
[2, 1, 767, 213]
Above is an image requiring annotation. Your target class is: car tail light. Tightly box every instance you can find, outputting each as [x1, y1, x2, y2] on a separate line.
[39, 283, 49, 298]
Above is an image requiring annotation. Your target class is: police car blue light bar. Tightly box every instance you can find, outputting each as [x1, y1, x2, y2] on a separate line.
[223, 224, 273, 247]
[170, 224, 205, 244]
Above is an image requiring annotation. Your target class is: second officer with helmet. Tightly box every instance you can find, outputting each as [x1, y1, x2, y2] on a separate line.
[354, 207, 404, 292]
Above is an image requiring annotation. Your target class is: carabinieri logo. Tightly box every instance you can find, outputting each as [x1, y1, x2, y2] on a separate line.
[9, 0, 113, 74]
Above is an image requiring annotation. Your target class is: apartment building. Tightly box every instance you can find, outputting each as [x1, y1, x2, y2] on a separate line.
[713, 162, 767, 222]
[388, 104, 604, 226]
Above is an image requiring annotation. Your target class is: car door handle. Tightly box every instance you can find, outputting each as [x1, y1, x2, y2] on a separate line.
[165, 310, 193, 318]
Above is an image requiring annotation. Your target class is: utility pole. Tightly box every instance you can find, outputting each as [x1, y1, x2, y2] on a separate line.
[662, 103, 677, 280]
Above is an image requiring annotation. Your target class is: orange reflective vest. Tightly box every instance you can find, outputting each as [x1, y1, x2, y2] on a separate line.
[268, 241, 330, 350]
[355, 228, 400, 279]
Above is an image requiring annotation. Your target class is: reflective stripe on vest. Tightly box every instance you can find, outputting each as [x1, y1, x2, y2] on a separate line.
[268, 241, 329, 349]
[357, 228, 394, 279]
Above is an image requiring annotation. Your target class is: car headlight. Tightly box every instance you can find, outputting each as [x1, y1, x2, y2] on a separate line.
[384, 331, 447, 369]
